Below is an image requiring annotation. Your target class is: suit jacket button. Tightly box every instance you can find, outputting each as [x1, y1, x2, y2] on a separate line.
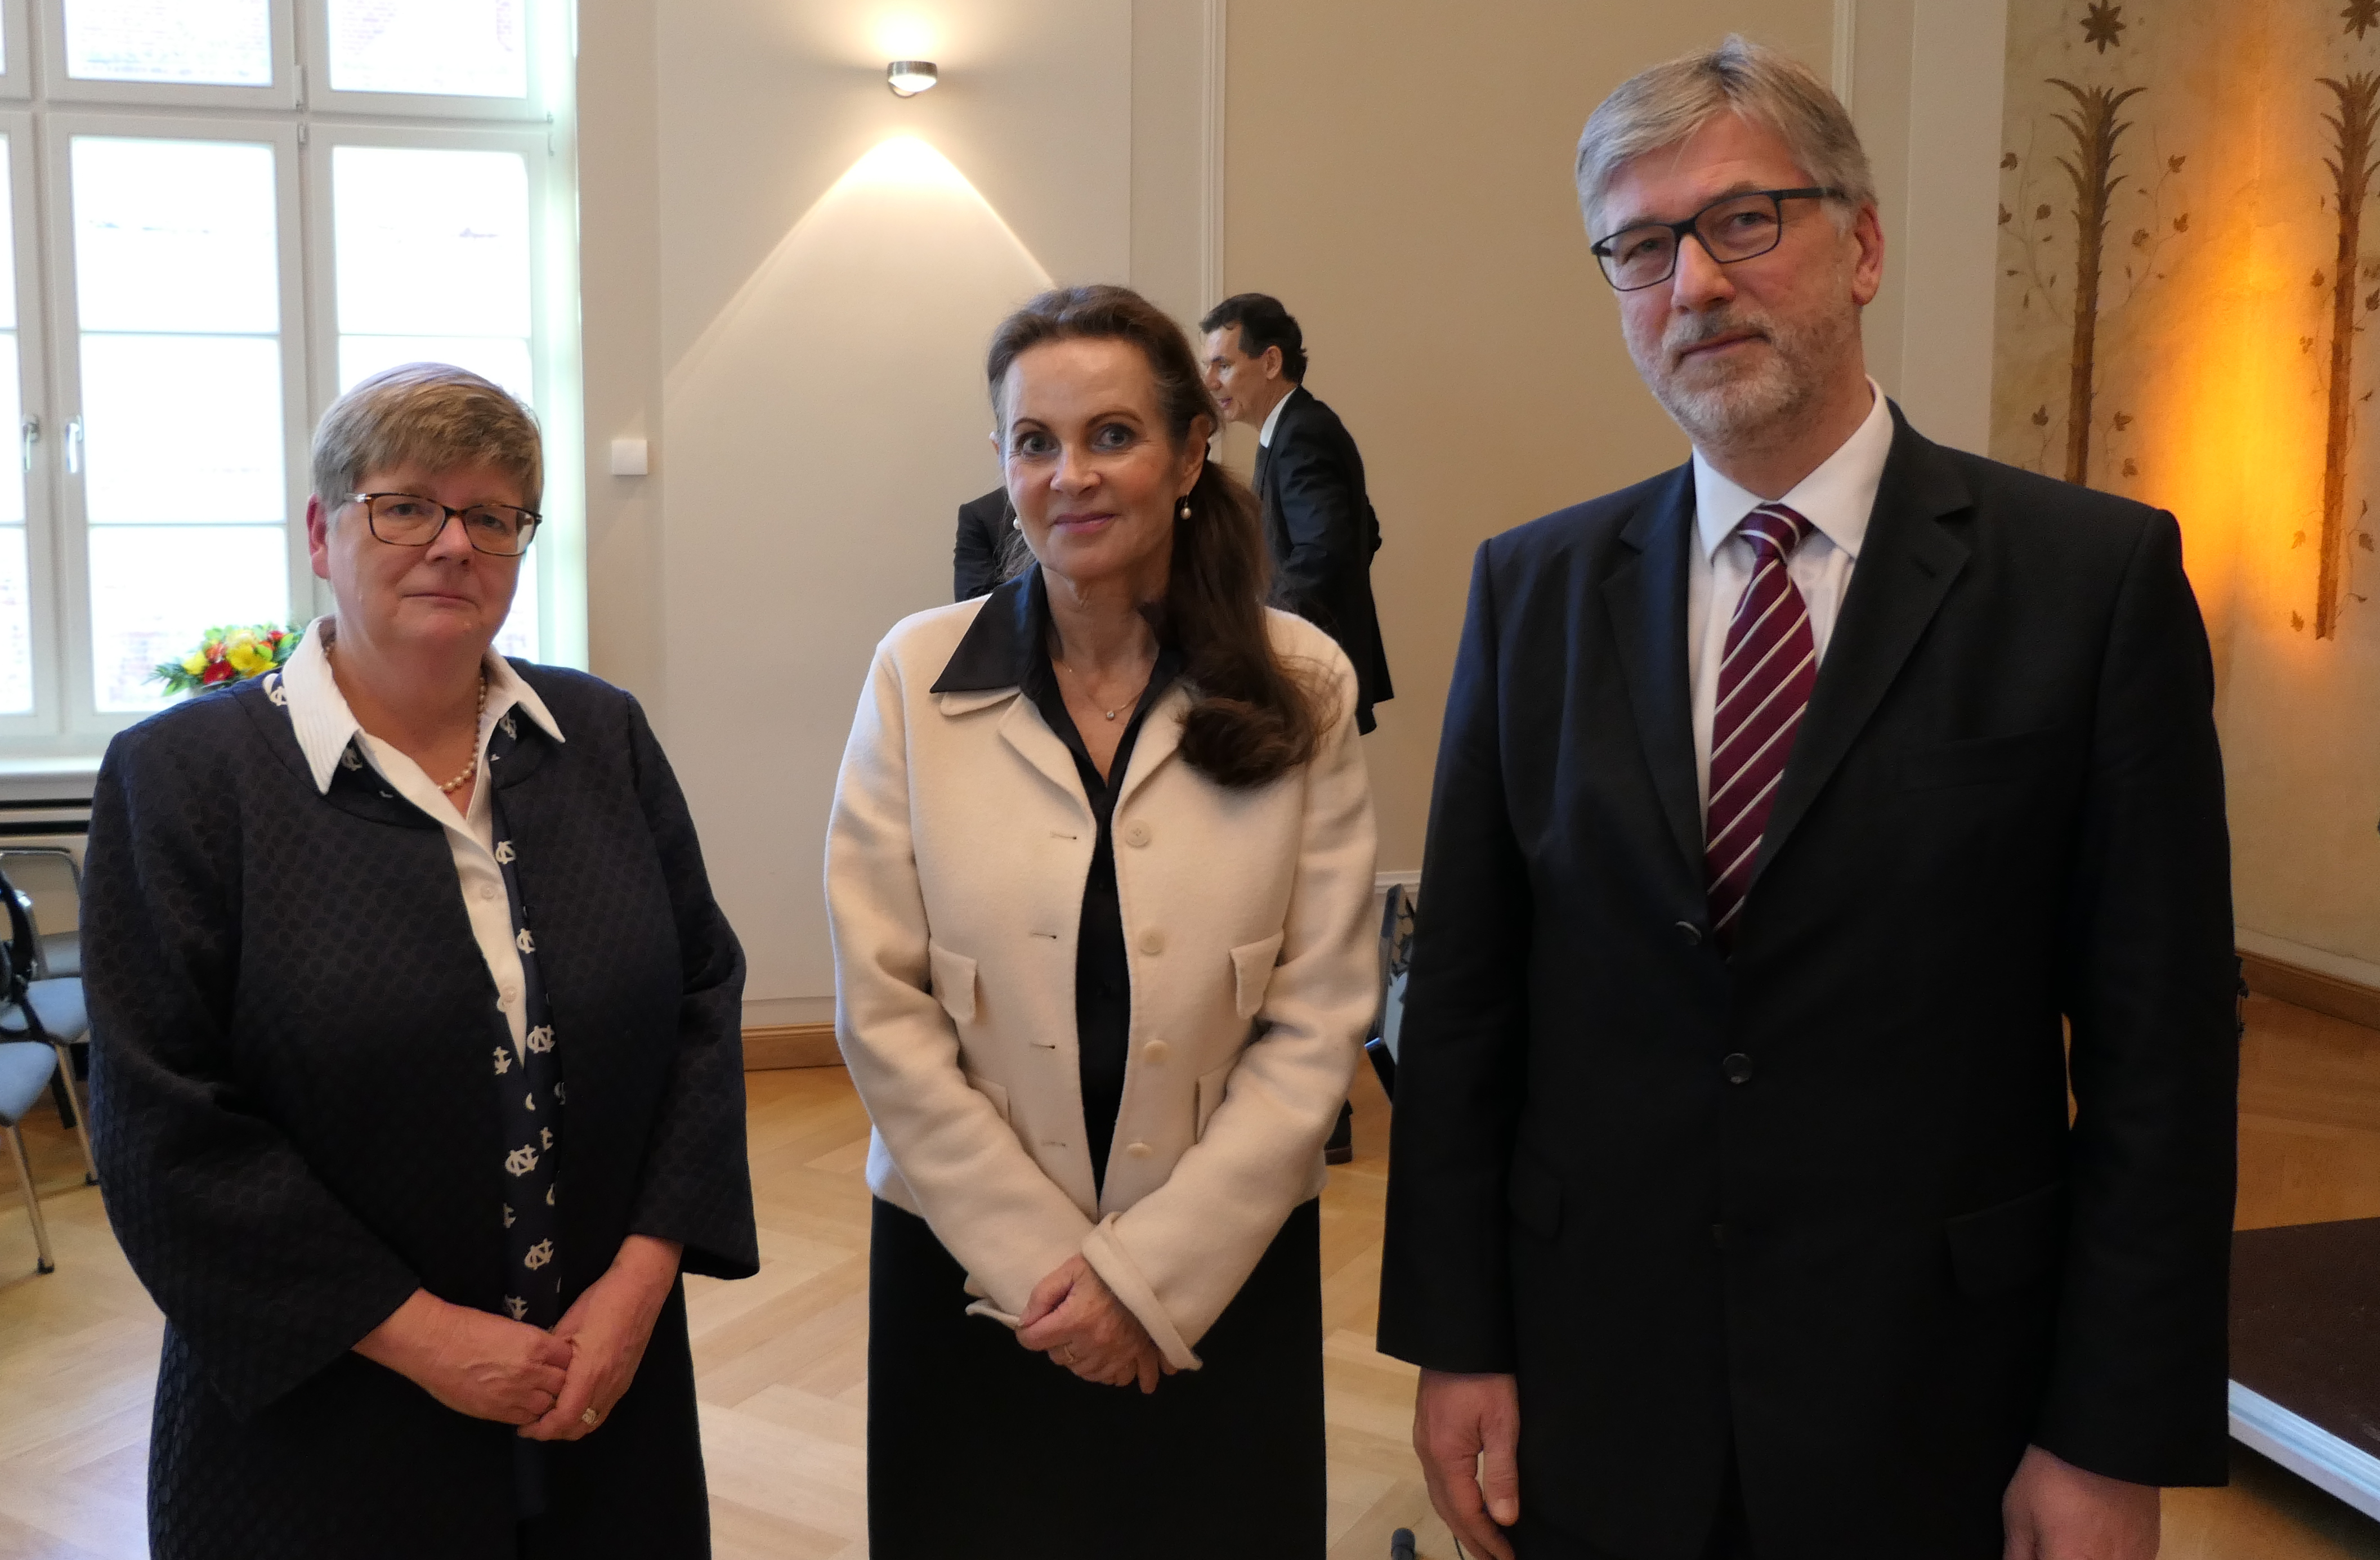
[1124, 821, 1152, 848]
[1723, 1052, 1754, 1085]
[1143, 1039, 1171, 1064]
[1125, 1141, 1153, 1159]
[1675, 920, 1703, 947]
[1138, 930, 1165, 956]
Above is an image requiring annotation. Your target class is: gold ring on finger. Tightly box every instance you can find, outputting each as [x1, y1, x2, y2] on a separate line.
[580, 1407, 601, 1427]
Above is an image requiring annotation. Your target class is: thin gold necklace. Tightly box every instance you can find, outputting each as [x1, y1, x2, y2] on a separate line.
[1054, 655, 1148, 722]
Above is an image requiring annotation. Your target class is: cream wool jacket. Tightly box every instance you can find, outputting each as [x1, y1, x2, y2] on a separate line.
[825, 581, 1378, 1370]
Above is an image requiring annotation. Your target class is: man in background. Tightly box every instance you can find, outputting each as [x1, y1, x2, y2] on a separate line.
[952, 484, 1015, 600]
[1200, 293, 1394, 734]
[1377, 35, 2236, 1560]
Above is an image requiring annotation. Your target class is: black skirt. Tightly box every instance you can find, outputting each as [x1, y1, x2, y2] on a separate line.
[866, 1196, 1326, 1558]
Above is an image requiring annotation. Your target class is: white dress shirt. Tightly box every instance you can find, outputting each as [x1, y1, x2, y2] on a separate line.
[1258, 385, 1294, 449]
[1685, 382, 1894, 817]
[279, 616, 566, 1053]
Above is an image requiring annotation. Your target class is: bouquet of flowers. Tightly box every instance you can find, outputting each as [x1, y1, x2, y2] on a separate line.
[150, 623, 305, 696]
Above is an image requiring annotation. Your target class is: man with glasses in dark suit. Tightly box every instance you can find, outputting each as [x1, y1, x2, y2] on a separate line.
[1379, 35, 2236, 1560]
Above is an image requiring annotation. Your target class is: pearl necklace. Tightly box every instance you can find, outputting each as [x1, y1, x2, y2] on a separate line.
[438, 674, 491, 793]
[329, 638, 488, 792]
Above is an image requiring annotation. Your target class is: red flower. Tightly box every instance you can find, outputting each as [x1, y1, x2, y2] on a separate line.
[201, 658, 236, 684]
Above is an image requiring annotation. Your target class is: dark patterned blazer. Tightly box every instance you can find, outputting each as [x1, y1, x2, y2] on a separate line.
[84, 664, 758, 1560]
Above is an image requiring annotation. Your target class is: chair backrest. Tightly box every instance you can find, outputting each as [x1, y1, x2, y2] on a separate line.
[0, 848, 79, 938]
[0, 866, 30, 1010]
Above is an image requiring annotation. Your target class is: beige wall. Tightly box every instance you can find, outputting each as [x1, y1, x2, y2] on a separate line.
[576, 0, 1969, 1013]
[1220, 0, 1835, 871]
[579, 0, 1212, 1024]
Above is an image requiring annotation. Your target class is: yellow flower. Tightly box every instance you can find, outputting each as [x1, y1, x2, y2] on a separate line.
[225, 640, 272, 675]
[181, 652, 208, 675]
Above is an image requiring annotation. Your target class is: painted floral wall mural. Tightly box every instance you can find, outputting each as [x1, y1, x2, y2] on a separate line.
[1991, 0, 2380, 971]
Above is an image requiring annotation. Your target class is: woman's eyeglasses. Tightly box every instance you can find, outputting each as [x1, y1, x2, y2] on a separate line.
[351, 492, 542, 557]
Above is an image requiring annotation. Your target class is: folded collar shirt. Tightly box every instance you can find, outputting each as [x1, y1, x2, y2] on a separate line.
[279, 616, 566, 1051]
[1685, 381, 1893, 815]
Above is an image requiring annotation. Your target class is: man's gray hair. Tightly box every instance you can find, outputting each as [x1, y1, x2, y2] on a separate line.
[310, 362, 543, 509]
[1574, 35, 1876, 240]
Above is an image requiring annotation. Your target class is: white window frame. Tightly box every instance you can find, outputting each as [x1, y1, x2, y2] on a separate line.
[0, 110, 51, 739]
[0, 0, 32, 100]
[306, 1, 549, 124]
[43, 113, 310, 736]
[0, 0, 581, 760]
[301, 119, 561, 653]
[41, 0, 300, 111]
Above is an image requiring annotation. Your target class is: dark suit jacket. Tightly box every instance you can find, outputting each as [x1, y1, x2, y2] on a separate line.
[1255, 386, 1394, 732]
[86, 666, 758, 1560]
[954, 485, 1016, 601]
[1375, 409, 2238, 1560]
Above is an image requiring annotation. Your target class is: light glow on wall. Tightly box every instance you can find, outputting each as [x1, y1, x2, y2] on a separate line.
[843, 135, 973, 193]
[873, 13, 936, 63]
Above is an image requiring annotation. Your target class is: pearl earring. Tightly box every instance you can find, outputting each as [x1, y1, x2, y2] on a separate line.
[1178, 497, 1193, 521]
[1012, 516, 1023, 530]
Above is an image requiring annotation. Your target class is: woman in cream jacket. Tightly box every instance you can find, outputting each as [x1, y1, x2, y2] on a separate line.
[825, 286, 1378, 1557]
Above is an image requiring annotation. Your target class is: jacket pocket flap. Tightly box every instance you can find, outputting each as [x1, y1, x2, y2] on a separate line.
[927, 940, 978, 1025]
[1506, 1155, 1564, 1240]
[1896, 727, 2068, 792]
[1229, 933, 1286, 1021]
[1945, 1182, 2066, 1298]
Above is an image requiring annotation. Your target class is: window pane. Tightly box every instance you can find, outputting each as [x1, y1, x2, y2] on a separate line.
[0, 146, 14, 333]
[0, 336, 22, 527]
[334, 147, 530, 339]
[73, 138, 279, 334]
[82, 335, 286, 525]
[0, 529, 29, 715]
[494, 577, 538, 661]
[328, 0, 526, 99]
[339, 335, 534, 404]
[89, 526, 287, 712]
[64, 0, 273, 86]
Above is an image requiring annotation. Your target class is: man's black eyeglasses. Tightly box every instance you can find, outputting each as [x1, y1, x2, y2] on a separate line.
[1591, 187, 1842, 292]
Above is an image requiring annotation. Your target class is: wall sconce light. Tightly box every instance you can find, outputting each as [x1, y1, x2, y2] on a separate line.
[887, 61, 939, 97]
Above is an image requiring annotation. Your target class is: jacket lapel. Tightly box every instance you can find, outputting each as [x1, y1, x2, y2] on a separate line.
[1112, 683, 1191, 813]
[996, 695, 1093, 813]
[1601, 464, 1705, 883]
[1750, 411, 1972, 886]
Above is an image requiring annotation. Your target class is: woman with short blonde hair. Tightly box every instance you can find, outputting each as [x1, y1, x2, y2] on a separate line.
[87, 364, 756, 1559]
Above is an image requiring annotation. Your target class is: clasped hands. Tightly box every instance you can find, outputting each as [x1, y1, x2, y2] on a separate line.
[1413, 1370, 2161, 1560]
[1016, 1252, 1174, 1394]
[354, 1234, 683, 1442]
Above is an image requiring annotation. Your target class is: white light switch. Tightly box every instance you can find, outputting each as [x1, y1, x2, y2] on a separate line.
[609, 438, 650, 477]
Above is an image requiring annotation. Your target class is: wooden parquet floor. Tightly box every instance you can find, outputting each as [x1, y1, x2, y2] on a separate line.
[2, 994, 2377, 1559]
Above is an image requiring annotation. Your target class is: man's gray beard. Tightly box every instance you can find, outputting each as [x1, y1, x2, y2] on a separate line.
[1638, 304, 1855, 451]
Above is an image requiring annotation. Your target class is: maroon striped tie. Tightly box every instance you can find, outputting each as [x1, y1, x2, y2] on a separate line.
[1706, 503, 1818, 945]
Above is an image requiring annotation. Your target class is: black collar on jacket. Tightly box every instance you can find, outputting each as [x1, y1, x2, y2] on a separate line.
[1605, 401, 1976, 893]
[930, 564, 1186, 709]
[932, 567, 1043, 693]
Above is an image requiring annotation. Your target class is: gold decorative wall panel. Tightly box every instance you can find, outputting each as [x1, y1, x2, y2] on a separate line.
[1993, 1, 2380, 974]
